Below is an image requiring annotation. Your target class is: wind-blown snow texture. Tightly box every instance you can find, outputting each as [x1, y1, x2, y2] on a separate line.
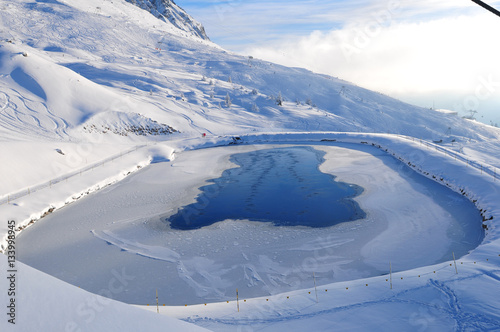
[1, 0, 500, 331]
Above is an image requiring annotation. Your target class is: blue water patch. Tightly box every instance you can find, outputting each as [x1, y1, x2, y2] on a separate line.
[167, 147, 365, 230]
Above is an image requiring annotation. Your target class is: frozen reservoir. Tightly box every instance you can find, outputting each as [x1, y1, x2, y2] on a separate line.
[17, 143, 484, 305]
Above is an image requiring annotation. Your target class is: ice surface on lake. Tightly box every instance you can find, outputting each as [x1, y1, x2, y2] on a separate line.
[17, 144, 484, 305]
[167, 146, 365, 229]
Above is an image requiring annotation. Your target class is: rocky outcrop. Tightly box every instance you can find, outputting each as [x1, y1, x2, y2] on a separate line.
[126, 0, 209, 40]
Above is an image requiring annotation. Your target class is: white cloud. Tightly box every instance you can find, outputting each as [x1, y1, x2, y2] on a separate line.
[243, 12, 500, 121]
[182, 0, 494, 47]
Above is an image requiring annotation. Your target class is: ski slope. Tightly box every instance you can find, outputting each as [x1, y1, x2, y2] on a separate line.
[1, 0, 500, 331]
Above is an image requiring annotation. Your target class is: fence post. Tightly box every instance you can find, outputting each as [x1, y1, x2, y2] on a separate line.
[236, 288, 240, 312]
[453, 252, 458, 274]
[156, 289, 159, 314]
[313, 272, 319, 303]
[390, 262, 393, 290]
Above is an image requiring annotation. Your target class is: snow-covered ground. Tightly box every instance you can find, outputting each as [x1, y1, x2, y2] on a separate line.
[1, 0, 500, 331]
[0, 254, 209, 332]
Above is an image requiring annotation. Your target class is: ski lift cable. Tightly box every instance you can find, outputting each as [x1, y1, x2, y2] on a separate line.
[471, 0, 500, 18]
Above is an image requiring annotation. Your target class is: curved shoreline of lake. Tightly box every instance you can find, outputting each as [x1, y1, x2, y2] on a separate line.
[16, 143, 484, 305]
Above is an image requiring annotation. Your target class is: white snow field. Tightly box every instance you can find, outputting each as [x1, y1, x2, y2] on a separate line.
[1, 0, 500, 331]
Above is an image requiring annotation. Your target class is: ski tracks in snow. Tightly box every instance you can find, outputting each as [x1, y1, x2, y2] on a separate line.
[0, 88, 68, 140]
[187, 275, 500, 331]
[0, 91, 8, 113]
[428, 278, 500, 331]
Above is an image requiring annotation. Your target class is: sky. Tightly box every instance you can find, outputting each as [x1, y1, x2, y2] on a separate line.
[178, 0, 500, 126]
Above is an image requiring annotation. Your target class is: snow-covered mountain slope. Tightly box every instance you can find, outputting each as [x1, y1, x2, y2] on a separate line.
[125, 0, 209, 40]
[1, 0, 499, 146]
[1, 0, 500, 331]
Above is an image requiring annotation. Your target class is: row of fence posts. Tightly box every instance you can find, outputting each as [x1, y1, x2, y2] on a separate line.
[149, 252, 471, 312]
[413, 136, 497, 182]
[2, 147, 143, 206]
